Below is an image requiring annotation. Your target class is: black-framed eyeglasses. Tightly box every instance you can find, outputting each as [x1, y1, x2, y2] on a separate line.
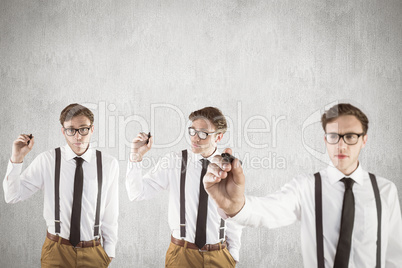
[325, 133, 364, 145]
[64, 126, 92, 136]
[188, 127, 219, 140]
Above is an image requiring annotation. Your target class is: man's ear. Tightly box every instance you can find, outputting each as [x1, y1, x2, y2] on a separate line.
[215, 133, 223, 143]
[61, 126, 65, 135]
[361, 134, 368, 148]
[91, 125, 95, 133]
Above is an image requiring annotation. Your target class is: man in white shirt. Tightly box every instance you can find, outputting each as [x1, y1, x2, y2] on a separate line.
[3, 103, 119, 268]
[126, 107, 242, 267]
[204, 103, 402, 268]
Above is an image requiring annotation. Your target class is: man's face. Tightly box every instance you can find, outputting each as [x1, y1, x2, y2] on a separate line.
[325, 115, 367, 175]
[62, 115, 94, 156]
[190, 118, 223, 157]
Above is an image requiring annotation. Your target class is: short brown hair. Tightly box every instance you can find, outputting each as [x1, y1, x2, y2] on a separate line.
[59, 103, 94, 125]
[321, 103, 369, 134]
[189, 107, 227, 134]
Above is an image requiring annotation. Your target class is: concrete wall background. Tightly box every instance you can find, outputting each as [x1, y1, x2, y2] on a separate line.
[1, 0, 401, 267]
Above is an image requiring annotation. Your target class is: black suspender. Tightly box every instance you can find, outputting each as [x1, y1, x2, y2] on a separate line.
[54, 148, 103, 238]
[219, 218, 225, 240]
[54, 147, 61, 234]
[369, 173, 382, 268]
[180, 149, 188, 238]
[314, 172, 382, 268]
[179, 150, 226, 240]
[94, 150, 103, 237]
[314, 173, 325, 268]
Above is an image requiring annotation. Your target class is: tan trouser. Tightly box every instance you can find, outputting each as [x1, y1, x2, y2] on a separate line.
[40, 237, 111, 268]
[165, 242, 236, 268]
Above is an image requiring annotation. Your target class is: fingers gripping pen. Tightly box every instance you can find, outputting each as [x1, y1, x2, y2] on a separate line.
[27, 134, 33, 145]
[146, 132, 151, 144]
[221, 153, 242, 165]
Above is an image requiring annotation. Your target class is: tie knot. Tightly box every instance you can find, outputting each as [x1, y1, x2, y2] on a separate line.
[341, 177, 354, 190]
[74, 157, 84, 166]
[200, 159, 210, 168]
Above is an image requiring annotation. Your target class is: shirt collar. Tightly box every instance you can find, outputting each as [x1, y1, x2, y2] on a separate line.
[193, 147, 221, 162]
[326, 162, 365, 185]
[63, 144, 93, 163]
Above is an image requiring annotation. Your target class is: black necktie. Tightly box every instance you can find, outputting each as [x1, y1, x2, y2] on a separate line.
[334, 177, 355, 268]
[195, 159, 210, 249]
[70, 157, 84, 247]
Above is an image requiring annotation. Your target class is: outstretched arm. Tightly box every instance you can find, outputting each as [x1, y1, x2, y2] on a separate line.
[204, 148, 301, 229]
[203, 148, 246, 217]
[3, 134, 43, 203]
[126, 132, 171, 201]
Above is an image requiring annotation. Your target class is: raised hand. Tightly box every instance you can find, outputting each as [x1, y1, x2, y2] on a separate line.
[203, 148, 246, 217]
[130, 132, 153, 162]
[11, 134, 34, 163]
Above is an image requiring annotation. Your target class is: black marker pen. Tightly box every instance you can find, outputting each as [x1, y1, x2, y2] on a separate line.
[27, 134, 33, 145]
[221, 153, 242, 165]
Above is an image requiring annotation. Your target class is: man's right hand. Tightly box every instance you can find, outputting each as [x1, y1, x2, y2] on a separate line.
[203, 148, 246, 217]
[130, 132, 153, 162]
[11, 134, 35, 163]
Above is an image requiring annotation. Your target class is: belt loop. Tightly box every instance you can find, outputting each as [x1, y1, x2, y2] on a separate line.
[57, 235, 62, 246]
[184, 240, 188, 249]
[93, 240, 96, 247]
[219, 243, 222, 250]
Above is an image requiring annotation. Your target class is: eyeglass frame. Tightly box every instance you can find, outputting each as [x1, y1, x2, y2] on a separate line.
[188, 127, 220, 140]
[324, 132, 365, 145]
[63, 126, 92, 136]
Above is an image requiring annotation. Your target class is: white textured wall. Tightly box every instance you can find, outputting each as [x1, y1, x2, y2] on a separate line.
[1, 0, 401, 267]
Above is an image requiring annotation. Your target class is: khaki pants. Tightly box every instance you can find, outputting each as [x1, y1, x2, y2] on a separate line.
[41, 237, 111, 268]
[165, 242, 236, 268]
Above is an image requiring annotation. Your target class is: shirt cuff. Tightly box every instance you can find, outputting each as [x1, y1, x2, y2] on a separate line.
[228, 247, 240, 262]
[223, 196, 252, 226]
[6, 160, 23, 177]
[103, 243, 115, 258]
[217, 207, 229, 220]
[126, 160, 143, 174]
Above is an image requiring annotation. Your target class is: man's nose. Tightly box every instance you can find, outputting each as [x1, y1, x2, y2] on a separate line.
[337, 136, 347, 149]
[74, 131, 82, 140]
[191, 134, 200, 142]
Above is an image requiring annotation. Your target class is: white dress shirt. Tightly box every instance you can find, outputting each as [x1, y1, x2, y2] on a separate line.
[126, 149, 243, 262]
[3, 144, 119, 257]
[227, 164, 402, 267]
